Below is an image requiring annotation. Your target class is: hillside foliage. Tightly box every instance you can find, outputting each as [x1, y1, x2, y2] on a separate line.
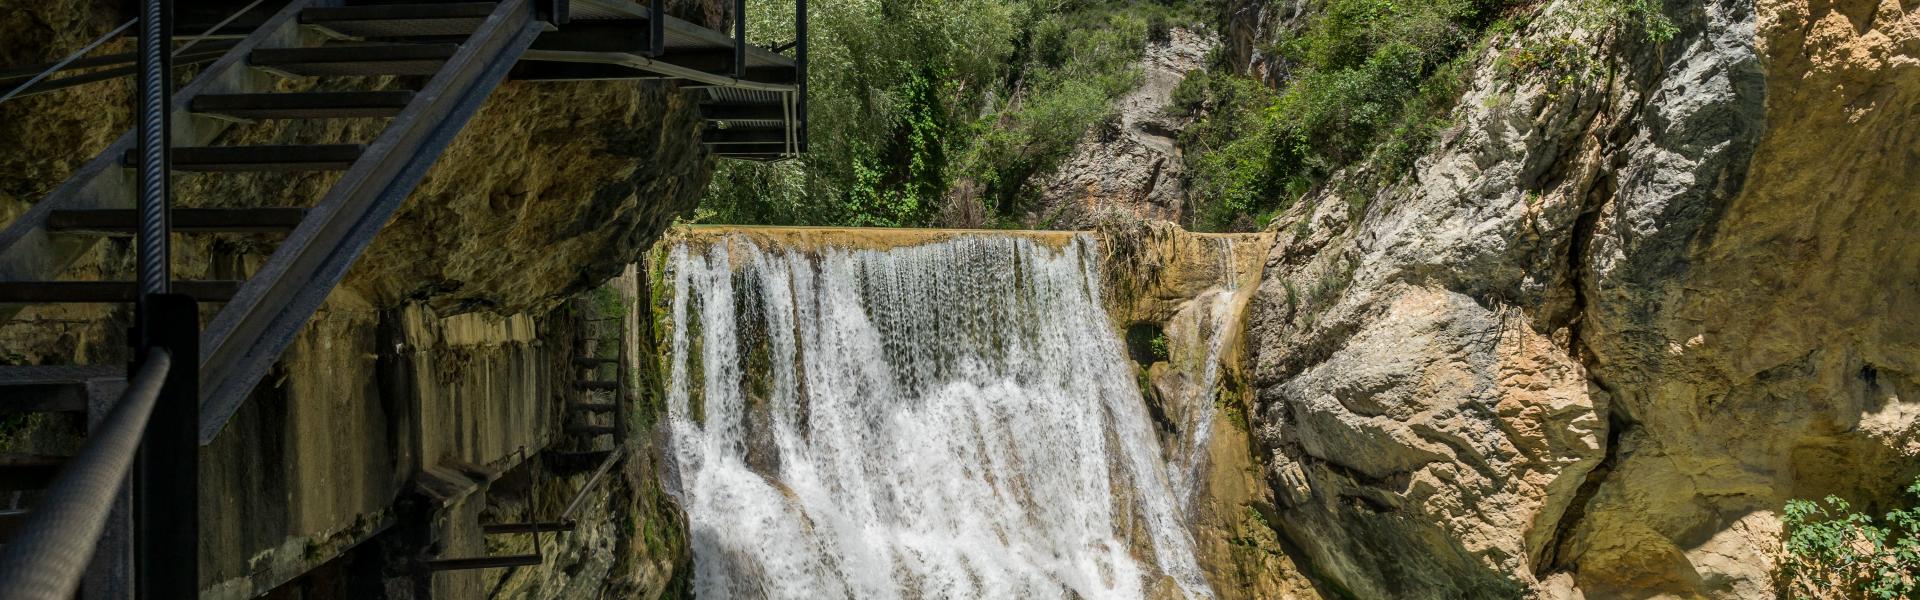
[698, 0, 1676, 231]
[702, 0, 1198, 227]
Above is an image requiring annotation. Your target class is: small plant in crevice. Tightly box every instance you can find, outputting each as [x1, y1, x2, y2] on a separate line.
[1778, 477, 1920, 599]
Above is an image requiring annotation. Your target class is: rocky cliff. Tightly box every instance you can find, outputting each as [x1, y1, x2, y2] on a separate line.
[1027, 27, 1217, 229]
[1237, 0, 1920, 596]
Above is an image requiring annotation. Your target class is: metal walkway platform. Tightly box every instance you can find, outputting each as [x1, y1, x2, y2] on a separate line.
[523, 0, 810, 160]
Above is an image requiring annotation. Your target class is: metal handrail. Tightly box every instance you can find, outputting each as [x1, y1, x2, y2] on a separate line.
[172, 0, 268, 58]
[559, 447, 626, 520]
[0, 349, 172, 600]
[0, 0, 267, 105]
[0, 19, 137, 105]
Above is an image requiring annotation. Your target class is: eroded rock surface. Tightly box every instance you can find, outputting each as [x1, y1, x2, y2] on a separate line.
[1242, 0, 1920, 596]
[1027, 28, 1217, 229]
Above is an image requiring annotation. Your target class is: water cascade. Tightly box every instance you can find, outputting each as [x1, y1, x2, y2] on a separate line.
[661, 234, 1216, 599]
[1163, 237, 1239, 509]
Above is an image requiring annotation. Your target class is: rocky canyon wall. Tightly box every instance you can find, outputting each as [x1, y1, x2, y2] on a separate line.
[1238, 0, 1920, 596]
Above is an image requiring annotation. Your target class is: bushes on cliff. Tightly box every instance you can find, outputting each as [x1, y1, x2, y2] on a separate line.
[698, 0, 1202, 227]
[1176, 0, 1683, 232]
[1174, 0, 1499, 231]
[1779, 478, 1920, 599]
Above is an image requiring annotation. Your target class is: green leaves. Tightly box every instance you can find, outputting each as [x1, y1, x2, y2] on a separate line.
[702, 0, 1183, 227]
[1180, 0, 1497, 231]
[1780, 478, 1920, 599]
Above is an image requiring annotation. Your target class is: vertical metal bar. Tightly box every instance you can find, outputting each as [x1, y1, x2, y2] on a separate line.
[132, 0, 187, 594]
[134, 295, 198, 599]
[733, 0, 747, 78]
[648, 0, 665, 56]
[135, 0, 173, 335]
[614, 312, 629, 444]
[795, 0, 807, 152]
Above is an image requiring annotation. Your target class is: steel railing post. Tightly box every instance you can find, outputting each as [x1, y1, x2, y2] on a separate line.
[796, 0, 807, 152]
[133, 0, 197, 596]
[134, 0, 172, 326]
[648, 0, 665, 56]
[132, 294, 199, 599]
[733, 0, 747, 78]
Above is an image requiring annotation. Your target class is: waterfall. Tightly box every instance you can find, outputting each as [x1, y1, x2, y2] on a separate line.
[1166, 237, 1240, 508]
[662, 234, 1215, 600]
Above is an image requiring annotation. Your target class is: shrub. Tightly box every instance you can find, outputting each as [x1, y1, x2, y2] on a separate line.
[1180, 0, 1494, 231]
[1779, 478, 1920, 599]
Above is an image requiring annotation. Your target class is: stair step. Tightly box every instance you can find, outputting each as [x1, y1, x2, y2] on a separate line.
[568, 402, 616, 413]
[565, 424, 616, 437]
[702, 127, 787, 145]
[125, 144, 365, 171]
[0, 509, 27, 543]
[0, 365, 123, 413]
[48, 208, 309, 234]
[481, 521, 575, 535]
[192, 91, 416, 119]
[302, 3, 499, 38]
[250, 43, 460, 76]
[0, 455, 65, 492]
[424, 554, 542, 571]
[571, 357, 616, 368]
[0, 281, 242, 303]
[573, 380, 618, 391]
[700, 103, 788, 121]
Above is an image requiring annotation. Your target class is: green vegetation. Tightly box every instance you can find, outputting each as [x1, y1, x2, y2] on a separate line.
[1779, 478, 1920, 599]
[591, 283, 624, 319]
[1149, 331, 1170, 361]
[1174, 0, 1509, 231]
[701, 0, 1678, 230]
[703, 0, 1203, 227]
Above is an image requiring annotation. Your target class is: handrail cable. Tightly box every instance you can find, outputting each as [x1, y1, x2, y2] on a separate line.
[0, 0, 267, 105]
[172, 0, 267, 58]
[0, 349, 173, 600]
[0, 19, 137, 105]
[559, 447, 626, 520]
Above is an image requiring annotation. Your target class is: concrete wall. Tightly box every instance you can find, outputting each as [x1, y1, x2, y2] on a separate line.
[200, 291, 567, 600]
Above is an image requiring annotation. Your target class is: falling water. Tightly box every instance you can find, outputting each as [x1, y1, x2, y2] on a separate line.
[662, 234, 1215, 600]
[1164, 236, 1244, 508]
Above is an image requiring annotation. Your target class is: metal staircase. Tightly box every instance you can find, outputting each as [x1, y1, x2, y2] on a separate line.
[0, 0, 551, 595]
[0, 0, 549, 438]
[0, 0, 808, 595]
[562, 309, 629, 456]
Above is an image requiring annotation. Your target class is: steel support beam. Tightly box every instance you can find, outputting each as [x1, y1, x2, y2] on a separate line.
[797, 0, 808, 152]
[703, 128, 787, 144]
[700, 103, 786, 120]
[425, 555, 542, 571]
[481, 521, 575, 535]
[709, 142, 794, 155]
[647, 0, 664, 56]
[733, 0, 746, 78]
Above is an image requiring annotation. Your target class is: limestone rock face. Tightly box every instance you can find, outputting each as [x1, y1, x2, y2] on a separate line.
[1241, 0, 1920, 596]
[1098, 221, 1328, 599]
[1026, 28, 1216, 229]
